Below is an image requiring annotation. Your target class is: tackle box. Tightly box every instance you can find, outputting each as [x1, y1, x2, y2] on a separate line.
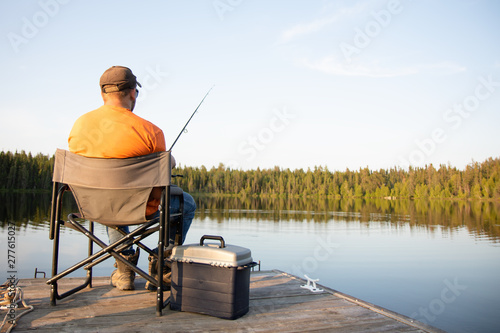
[169, 235, 256, 319]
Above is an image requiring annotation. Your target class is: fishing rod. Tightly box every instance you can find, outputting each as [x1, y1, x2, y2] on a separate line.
[169, 85, 214, 151]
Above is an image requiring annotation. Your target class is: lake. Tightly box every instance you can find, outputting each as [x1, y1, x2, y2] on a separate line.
[1, 192, 500, 333]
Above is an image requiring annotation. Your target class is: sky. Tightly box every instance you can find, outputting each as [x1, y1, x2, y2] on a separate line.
[1, 0, 499, 172]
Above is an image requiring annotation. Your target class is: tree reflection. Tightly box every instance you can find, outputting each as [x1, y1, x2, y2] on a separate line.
[194, 196, 500, 240]
[1, 192, 498, 241]
[0, 192, 76, 230]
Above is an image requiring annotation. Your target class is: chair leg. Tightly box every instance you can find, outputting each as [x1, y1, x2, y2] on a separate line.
[48, 216, 162, 303]
[49, 218, 60, 306]
[87, 221, 94, 288]
[157, 188, 167, 317]
[49, 184, 67, 306]
[47, 216, 158, 286]
[49, 217, 93, 303]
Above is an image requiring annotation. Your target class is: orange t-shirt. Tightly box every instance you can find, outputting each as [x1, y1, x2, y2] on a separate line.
[68, 104, 166, 216]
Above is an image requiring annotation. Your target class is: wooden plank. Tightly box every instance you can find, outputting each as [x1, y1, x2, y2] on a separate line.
[2, 271, 444, 333]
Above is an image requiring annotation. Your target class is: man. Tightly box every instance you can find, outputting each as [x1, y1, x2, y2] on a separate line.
[68, 66, 196, 291]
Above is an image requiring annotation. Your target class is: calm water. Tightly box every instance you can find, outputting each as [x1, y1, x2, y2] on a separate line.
[1, 193, 500, 333]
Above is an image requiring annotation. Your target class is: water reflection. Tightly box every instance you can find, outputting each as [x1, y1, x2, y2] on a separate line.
[1, 192, 499, 332]
[195, 196, 500, 241]
[1, 192, 499, 241]
[0, 192, 71, 230]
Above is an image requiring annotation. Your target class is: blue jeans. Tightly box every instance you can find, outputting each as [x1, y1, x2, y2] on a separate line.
[107, 192, 196, 254]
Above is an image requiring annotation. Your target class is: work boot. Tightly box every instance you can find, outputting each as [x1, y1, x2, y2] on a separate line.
[145, 249, 172, 291]
[110, 248, 140, 291]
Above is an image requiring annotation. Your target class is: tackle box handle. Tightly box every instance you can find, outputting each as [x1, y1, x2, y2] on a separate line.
[200, 235, 225, 248]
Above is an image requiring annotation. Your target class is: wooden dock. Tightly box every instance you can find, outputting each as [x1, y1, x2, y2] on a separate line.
[5, 270, 444, 332]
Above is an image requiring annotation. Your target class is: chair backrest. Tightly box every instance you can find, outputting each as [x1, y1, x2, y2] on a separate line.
[52, 149, 172, 225]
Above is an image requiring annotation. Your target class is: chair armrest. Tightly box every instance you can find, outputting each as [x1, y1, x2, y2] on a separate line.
[170, 185, 183, 196]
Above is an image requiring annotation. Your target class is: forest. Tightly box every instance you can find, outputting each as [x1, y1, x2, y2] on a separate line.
[0, 151, 53, 191]
[1, 150, 499, 200]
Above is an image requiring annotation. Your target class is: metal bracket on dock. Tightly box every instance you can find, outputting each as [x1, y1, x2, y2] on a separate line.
[251, 260, 261, 272]
[300, 275, 323, 293]
[34, 268, 46, 279]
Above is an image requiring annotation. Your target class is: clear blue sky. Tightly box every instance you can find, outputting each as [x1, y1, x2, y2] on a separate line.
[1, 0, 499, 171]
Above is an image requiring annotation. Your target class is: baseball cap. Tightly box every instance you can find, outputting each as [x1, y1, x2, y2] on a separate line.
[99, 66, 142, 93]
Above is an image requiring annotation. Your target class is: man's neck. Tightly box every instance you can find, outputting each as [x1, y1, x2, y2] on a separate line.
[104, 100, 131, 111]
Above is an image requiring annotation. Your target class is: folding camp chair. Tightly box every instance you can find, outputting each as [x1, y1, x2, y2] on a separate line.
[47, 149, 184, 316]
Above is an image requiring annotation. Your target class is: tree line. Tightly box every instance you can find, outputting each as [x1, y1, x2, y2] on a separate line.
[1, 150, 499, 200]
[175, 157, 500, 200]
[0, 151, 53, 191]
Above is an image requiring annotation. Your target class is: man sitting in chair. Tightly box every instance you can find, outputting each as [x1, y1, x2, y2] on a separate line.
[68, 66, 196, 291]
